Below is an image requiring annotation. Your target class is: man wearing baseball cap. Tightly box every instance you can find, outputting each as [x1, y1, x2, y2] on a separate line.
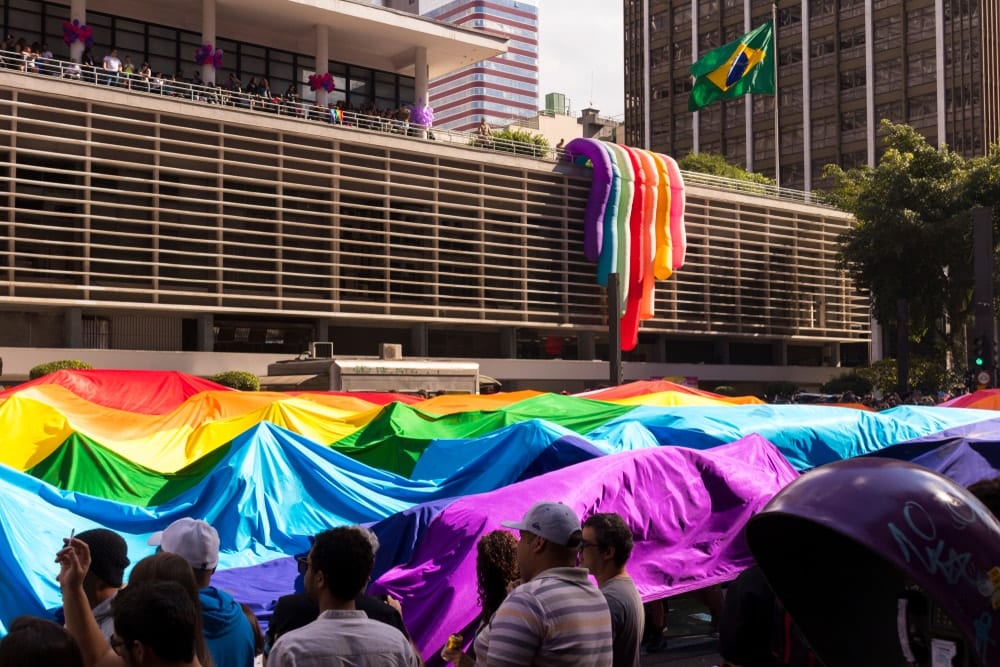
[148, 517, 254, 667]
[75, 528, 130, 640]
[469, 501, 613, 666]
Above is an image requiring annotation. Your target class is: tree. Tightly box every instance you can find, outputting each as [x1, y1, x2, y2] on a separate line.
[824, 120, 1000, 363]
[678, 152, 775, 185]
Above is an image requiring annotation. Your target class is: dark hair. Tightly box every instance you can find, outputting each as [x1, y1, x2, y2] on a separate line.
[310, 527, 374, 601]
[476, 530, 519, 621]
[0, 616, 84, 667]
[112, 581, 198, 663]
[969, 476, 1000, 519]
[127, 552, 214, 667]
[240, 603, 264, 656]
[582, 512, 635, 568]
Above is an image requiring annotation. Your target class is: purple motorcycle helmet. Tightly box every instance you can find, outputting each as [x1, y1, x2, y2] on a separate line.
[746, 458, 1000, 667]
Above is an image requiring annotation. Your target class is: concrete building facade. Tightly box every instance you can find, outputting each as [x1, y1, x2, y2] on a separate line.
[0, 0, 868, 393]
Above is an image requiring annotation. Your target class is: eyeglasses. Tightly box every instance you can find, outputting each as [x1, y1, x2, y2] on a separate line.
[579, 540, 601, 551]
[296, 555, 309, 575]
[110, 635, 135, 656]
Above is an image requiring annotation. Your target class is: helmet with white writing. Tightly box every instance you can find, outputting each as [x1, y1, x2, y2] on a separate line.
[746, 457, 1000, 667]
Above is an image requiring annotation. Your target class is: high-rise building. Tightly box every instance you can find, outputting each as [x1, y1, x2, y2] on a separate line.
[624, 0, 1000, 190]
[405, 0, 540, 132]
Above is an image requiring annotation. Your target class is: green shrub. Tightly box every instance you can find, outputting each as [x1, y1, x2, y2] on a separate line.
[820, 373, 873, 396]
[209, 370, 261, 391]
[468, 126, 549, 158]
[29, 359, 94, 379]
[764, 381, 799, 401]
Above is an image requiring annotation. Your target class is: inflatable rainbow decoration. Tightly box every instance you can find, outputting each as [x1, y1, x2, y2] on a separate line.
[565, 138, 687, 351]
[4, 370, 1000, 660]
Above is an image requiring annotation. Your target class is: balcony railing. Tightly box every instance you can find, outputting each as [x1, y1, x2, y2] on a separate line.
[1, 48, 829, 207]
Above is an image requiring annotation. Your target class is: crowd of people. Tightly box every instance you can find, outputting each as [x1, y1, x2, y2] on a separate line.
[0, 34, 427, 132]
[0, 502, 660, 667]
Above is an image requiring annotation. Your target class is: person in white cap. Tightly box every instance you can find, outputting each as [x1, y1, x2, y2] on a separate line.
[148, 518, 255, 667]
[447, 501, 613, 666]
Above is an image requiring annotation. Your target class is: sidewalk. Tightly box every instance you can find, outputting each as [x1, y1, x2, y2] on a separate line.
[640, 592, 724, 667]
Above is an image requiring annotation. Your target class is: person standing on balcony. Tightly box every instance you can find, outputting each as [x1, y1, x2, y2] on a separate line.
[101, 48, 121, 86]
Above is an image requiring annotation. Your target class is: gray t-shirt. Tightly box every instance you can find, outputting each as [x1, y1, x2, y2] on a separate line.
[601, 574, 644, 667]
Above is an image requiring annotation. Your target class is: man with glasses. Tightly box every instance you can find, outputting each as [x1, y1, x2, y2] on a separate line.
[579, 513, 644, 667]
[111, 580, 204, 666]
[265, 528, 416, 661]
[268, 526, 419, 666]
[471, 501, 613, 666]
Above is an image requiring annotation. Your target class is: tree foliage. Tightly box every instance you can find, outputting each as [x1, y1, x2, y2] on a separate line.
[29, 359, 94, 379]
[855, 357, 966, 396]
[678, 152, 776, 185]
[825, 121, 1000, 360]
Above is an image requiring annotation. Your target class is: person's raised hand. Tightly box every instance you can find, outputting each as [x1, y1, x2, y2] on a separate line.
[55, 537, 91, 591]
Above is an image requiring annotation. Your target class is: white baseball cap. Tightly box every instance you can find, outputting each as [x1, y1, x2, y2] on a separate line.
[147, 518, 220, 570]
[502, 501, 582, 547]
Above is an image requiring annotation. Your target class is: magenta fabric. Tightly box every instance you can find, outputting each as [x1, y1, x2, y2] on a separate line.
[370, 433, 798, 660]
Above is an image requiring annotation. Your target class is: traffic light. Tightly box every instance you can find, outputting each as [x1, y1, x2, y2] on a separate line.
[972, 336, 992, 368]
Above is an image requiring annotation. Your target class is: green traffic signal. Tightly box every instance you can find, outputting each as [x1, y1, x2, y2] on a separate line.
[976, 357, 985, 366]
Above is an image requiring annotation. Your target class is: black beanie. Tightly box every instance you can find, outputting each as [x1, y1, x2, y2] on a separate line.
[77, 528, 129, 588]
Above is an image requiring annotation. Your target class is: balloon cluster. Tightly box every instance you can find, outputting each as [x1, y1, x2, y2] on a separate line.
[410, 98, 434, 127]
[194, 44, 224, 68]
[308, 72, 335, 92]
[61, 20, 93, 48]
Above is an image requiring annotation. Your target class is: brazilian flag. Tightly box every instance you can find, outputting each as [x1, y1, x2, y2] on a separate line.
[688, 22, 775, 112]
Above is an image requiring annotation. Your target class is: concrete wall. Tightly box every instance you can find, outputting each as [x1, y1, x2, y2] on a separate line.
[0, 347, 844, 394]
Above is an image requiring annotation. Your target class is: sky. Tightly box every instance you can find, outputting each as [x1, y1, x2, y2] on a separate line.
[537, 1, 625, 119]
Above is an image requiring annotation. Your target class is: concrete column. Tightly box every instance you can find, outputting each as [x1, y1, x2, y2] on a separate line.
[714, 339, 730, 365]
[409, 323, 428, 357]
[499, 328, 517, 359]
[773, 340, 788, 366]
[315, 25, 329, 109]
[70, 0, 86, 63]
[201, 0, 217, 86]
[830, 341, 842, 368]
[196, 314, 214, 352]
[65, 307, 83, 348]
[316, 319, 330, 344]
[577, 331, 596, 361]
[414, 46, 428, 107]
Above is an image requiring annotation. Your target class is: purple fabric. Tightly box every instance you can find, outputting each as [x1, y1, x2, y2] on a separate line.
[370, 433, 798, 660]
[565, 137, 613, 262]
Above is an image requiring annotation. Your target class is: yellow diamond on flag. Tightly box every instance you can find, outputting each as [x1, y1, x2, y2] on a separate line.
[705, 44, 767, 92]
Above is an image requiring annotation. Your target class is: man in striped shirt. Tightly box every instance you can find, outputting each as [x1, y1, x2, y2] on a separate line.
[475, 501, 613, 666]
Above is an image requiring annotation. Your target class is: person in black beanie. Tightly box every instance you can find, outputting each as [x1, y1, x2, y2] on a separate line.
[75, 528, 129, 640]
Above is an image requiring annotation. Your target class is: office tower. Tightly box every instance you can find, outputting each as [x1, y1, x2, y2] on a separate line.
[624, 0, 1000, 190]
[411, 0, 539, 131]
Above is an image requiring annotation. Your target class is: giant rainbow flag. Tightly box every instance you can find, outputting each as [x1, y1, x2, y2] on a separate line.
[2, 370, 1000, 661]
[566, 138, 688, 351]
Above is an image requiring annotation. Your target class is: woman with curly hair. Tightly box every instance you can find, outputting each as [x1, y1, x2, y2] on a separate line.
[441, 530, 519, 666]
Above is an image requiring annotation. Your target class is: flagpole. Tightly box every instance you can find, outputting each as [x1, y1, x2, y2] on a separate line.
[772, 3, 780, 186]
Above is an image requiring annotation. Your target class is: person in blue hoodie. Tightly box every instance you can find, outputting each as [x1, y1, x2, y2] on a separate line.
[148, 518, 255, 667]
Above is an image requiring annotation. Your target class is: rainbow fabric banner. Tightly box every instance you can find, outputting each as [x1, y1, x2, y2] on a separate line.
[565, 139, 687, 351]
[2, 370, 999, 659]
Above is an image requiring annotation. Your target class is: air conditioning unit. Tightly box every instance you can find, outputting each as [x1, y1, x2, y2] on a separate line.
[311, 341, 334, 358]
[380, 343, 403, 360]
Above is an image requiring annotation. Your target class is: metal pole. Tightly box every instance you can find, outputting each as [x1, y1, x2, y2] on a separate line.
[607, 273, 623, 386]
[772, 3, 780, 186]
[974, 207, 995, 384]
